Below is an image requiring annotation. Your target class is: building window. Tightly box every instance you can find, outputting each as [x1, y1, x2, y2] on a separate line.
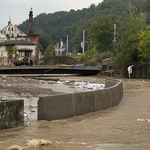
[25, 52, 31, 58]
[19, 51, 32, 58]
[19, 52, 25, 58]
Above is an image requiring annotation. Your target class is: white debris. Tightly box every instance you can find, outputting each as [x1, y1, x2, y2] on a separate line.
[63, 80, 105, 90]
[26, 139, 52, 147]
[56, 80, 65, 84]
[7, 145, 22, 150]
[137, 118, 150, 122]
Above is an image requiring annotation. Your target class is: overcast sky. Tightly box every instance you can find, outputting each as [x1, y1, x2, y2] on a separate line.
[0, 0, 103, 29]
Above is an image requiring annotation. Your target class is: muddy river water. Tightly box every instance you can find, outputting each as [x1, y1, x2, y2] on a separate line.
[1, 75, 150, 150]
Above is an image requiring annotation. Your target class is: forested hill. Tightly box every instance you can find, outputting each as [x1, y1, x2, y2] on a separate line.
[19, 0, 150, 52]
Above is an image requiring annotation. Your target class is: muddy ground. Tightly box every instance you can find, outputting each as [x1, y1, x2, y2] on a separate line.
[0, 75, 64, 98]
[0, 75, 150, 150]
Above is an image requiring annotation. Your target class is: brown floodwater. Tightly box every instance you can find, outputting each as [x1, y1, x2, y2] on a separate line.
[1, 76, 150, 150]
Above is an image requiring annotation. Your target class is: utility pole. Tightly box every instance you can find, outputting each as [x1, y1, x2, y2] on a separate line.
[66, 35, 69, 54]
[114, 23, 116, 42]
[82, 30, 85, 54]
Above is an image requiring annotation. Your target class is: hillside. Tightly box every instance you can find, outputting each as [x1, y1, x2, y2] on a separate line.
[19, 0, 150, 53]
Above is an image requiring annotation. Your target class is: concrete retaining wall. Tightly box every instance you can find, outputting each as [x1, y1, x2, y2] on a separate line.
[73, 90, 95, 116]
[38, 78, 123, 121]
[0, 99, 24, 130]
[38, 94, 74, 120]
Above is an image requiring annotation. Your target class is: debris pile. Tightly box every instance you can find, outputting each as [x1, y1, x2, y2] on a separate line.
[56, 80, 105, 90]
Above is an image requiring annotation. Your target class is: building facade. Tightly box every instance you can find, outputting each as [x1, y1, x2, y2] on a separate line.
[0, 9, 39, 65]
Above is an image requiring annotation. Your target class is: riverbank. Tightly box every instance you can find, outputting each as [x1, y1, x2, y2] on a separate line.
[0, 75, 65, 98]
[0, 74, 106, 98]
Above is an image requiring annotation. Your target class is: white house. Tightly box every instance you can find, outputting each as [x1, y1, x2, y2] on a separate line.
[0, 9, 39, 65]
[0, 40, 36, 65]
[0, 20, 27, 42]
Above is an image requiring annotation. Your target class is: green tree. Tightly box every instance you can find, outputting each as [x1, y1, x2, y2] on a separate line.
[138, 30, 150, 63]
[114, 13, 147, 71]
[36, 29, 52, 53]
[5, 45, 17, 64]
[89, 16, 114, 53]
[80, 49, 98, 62]
[43, 45, 55, 61]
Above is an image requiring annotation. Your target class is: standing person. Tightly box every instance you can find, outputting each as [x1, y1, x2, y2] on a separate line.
[127, 65, 133, 78]
[24, 112, 29, 127]
[27, 59, 31, 66]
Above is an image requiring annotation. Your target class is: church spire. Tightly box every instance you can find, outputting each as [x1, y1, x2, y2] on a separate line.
[8, 16, 11, 25]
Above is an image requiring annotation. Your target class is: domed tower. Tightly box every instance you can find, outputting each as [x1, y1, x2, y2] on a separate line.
[28, 8, 39, 65]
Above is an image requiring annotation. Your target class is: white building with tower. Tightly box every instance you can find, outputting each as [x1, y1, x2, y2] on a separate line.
[0, 9, 40, 65]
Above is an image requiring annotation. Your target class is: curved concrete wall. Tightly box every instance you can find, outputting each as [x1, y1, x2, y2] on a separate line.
[38, 78, 123, 121]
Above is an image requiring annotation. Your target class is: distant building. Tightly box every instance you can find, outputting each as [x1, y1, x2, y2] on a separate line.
[54, 39, 65, 56]
[0, 8, 39, 65]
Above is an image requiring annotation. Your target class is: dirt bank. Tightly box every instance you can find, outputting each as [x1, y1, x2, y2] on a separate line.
[0, 75, 64, 97]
